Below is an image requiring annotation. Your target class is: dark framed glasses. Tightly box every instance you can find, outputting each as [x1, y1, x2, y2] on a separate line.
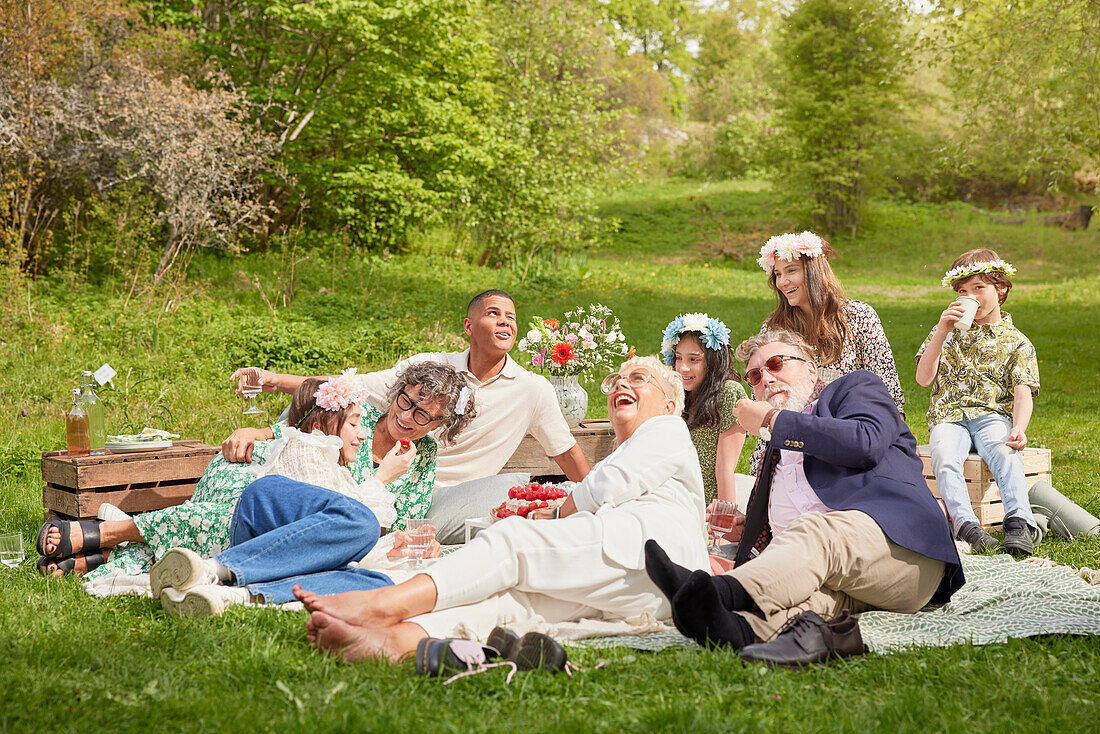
[744, 355, 807, 387]
[396, 388, 443, 425]
[601, 369, 660, 395]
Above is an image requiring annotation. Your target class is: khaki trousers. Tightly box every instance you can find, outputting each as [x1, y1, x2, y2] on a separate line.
[730, 510, 945, 641]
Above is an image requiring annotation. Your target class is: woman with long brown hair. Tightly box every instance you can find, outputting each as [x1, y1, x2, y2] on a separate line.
[748, 232, 903, 474]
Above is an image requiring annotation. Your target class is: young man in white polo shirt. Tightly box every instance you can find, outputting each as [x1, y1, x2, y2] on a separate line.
[223, 291, 589, 536]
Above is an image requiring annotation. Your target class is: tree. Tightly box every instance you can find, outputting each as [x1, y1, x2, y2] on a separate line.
[936, 0, 1100, 188]
[168, 0, 495, 247]
[769, 0, 908, 234]
[0, 0, 277, 281]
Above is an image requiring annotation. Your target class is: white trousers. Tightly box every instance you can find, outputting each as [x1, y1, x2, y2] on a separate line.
[413, 513, 684, 640]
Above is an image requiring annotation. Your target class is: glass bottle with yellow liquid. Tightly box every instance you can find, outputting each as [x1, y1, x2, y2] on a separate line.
[66, 388, 91, 457]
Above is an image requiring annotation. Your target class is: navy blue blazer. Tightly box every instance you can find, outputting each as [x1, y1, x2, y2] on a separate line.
[734, 370, 964, 603]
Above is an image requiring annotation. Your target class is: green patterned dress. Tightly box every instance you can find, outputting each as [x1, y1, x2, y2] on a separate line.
[84, 405, 437, 579]
[689, 379, 748, 505]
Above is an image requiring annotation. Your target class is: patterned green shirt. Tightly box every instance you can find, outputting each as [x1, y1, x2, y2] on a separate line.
[916, 312, 1039, 429]
[689, 379, 748, 504]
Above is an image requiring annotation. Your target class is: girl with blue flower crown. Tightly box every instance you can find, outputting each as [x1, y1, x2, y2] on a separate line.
[660, 313, 748, 505]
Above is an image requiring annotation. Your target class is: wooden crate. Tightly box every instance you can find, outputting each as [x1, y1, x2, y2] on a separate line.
[916, 445, 1052, 529]
[41, 440, 220, 520]
[503, 420, 616, 478]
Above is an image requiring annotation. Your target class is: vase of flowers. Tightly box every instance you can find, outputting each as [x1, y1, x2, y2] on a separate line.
[517, 303, 629, 427]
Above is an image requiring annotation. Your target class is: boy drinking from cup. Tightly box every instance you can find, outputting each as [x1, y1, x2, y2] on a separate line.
[915, 249, 1040, 555]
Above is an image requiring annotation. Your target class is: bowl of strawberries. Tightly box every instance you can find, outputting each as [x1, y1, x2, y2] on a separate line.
[492, 482, 570, 521]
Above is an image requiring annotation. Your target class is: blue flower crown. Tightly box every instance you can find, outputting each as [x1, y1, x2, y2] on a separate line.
[659, 313, 732, 365]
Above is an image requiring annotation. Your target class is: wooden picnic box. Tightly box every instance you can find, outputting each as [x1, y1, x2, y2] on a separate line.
[41, 440, 220, 520]
[502, 420, 616, 479]
[915, 445, 1052, 529]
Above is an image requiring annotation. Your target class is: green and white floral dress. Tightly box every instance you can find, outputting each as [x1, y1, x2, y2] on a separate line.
[84, 404, 438, 579]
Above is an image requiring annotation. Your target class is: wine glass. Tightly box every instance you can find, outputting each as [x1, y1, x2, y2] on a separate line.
[403, 518, 437, 569]
[240, 367, 263, 415]
[0, 532, 25, 569]
[707, 500, 737, 554]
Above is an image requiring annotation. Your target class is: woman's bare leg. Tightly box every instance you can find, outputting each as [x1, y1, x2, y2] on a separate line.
[42, 519, 143, 556]
[293, 573, 439, 628]
[308, 612, 425, 664]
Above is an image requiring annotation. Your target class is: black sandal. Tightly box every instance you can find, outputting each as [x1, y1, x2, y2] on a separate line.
[35, 519, 102, 558]
[36, 551, 106, 577]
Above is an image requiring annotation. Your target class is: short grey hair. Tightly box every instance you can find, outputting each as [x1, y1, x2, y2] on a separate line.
[617, 355, 685, 417]
[383, 361, 476, 446]
[735, 330, 815, 366]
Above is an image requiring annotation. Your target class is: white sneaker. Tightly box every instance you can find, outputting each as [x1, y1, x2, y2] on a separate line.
[160, 585, 250, 618]
[150, 548, 217, 597]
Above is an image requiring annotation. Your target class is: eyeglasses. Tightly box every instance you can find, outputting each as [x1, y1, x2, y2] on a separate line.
[396, 389, 443, 426]
[600, 369, 662, 395]
[744, 355, 808, 387]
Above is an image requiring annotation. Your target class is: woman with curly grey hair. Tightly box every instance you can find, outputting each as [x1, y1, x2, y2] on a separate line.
[144, 362, 479, 616]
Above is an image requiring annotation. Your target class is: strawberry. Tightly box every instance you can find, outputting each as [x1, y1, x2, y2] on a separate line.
[539, 500, 549, 508]
[536, 488, 547, 501]
[400, 438, 411, 449]
[517, 505, 531, 517]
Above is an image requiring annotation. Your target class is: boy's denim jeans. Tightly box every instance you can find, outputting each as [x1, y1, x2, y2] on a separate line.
[930, 413, 1036, 536]
[216, 475, 393, 604]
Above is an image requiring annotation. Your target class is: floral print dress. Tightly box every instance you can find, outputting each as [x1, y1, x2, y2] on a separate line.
[748, 299, 905, 476]
[84, 405, 437, 579]
[689, 379, 748, 505]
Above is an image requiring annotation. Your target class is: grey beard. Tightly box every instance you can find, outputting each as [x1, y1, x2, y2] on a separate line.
[765, 381, 813, 413]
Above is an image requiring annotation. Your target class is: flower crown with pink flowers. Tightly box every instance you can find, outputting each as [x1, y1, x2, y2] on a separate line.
[314, 368, 369, 411]
[757, 231, 826, 274]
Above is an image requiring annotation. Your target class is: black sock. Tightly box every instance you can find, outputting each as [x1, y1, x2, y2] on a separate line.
[644, 539, 693, 600]
[712, 574, 753, 612]
[670, 570, 755, 650]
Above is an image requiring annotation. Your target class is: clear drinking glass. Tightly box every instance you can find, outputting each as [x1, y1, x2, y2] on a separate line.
[403, 518, 437, 569]
[0, 532, 25, 569]
[240, 367, 263, 415]
[707, 500, 737, 554]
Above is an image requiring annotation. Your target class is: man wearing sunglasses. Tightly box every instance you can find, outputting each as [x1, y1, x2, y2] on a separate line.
[645, 330, 964, 668]
[224, 290, 589, 541]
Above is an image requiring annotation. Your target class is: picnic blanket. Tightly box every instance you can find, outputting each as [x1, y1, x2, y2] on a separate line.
[568, 554, 1100, 652]
[84, 554, 1100, 653]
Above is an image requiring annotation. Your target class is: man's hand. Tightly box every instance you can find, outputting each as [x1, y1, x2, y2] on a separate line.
[731, 399, 773, 437]
[705, 501, 745, 542]
[222, 427, 264, 463]
[229, 367, 279, 395]
[1006, 427, 1028, 451]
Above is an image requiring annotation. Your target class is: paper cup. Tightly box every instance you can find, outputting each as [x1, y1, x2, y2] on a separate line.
[955, 296, 979, 330]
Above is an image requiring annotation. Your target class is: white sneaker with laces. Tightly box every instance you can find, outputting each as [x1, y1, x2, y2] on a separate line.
[160, 585, 251, 618]
[150, 547, 218, 597]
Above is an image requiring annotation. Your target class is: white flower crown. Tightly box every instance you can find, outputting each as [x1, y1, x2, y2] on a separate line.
[941, 259, 1017, 288]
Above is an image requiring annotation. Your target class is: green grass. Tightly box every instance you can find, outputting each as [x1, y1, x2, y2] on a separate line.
[1, 179, 1099, 731]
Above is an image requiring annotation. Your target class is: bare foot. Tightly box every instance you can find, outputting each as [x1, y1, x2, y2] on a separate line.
[293, 584, 412, 628]
[309, 611, 404, 664]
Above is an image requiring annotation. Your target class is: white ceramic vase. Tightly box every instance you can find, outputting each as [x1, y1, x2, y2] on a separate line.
[547, 374, 587, 428]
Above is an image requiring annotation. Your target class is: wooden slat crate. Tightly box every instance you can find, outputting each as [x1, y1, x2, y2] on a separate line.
[503, 420, 617, 477]
[916, 445, 1052, 529]
[41, 440, 220, 520]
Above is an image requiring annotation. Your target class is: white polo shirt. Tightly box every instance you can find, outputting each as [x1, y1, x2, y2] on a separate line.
[353, 350, 577, 486]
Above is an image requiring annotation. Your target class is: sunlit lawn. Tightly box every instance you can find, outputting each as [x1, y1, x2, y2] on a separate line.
[1, 179, 1098, 732]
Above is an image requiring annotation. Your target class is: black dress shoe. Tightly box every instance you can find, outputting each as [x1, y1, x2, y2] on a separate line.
[738, 610, 866, 669]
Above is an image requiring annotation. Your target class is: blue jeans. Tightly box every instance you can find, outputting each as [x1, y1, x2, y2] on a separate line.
[217, 475, 393, 604]
[930, 414, 1036, 535]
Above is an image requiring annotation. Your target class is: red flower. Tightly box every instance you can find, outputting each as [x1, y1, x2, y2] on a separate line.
[543, 318, 560, 330]
[550, 342, 574, 364]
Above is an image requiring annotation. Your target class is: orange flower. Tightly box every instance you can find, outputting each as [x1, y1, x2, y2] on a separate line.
[543, 318, 560, 330]
[550, 342, 575, 365]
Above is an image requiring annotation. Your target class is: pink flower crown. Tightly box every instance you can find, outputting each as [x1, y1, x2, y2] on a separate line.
[314, 368, 369, 412]
[757, 231, 826, 274]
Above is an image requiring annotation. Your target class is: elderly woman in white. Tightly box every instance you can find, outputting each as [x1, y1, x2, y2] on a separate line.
[294, 355, 711, 663]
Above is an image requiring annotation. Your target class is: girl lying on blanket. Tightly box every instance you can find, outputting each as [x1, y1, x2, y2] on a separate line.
[38, 362, 474, 578]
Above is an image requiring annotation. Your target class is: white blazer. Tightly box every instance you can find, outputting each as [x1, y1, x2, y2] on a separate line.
[569, 414, 709, 572]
